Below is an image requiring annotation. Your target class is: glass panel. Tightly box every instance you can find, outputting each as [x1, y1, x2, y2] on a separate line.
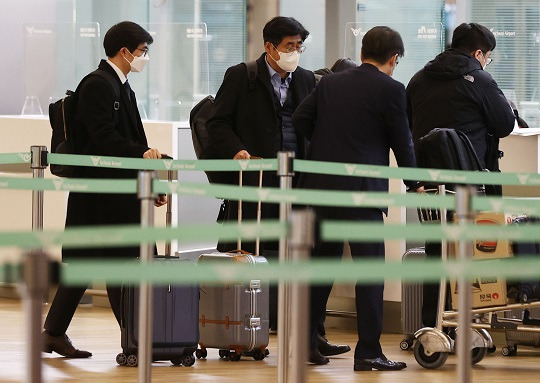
[280, 0, 326, 70]
[130, 23, 210, 122]
[470, 1, 540, 127]
[22, 22, 101, 114]
[344, 22, 444, 86]
[74, 0, 245, 120]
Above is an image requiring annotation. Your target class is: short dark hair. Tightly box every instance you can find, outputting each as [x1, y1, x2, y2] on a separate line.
[263, 16, 309, 46]
[103, 21, 153, 58]
[451, 23, 496, 53]
[330, 57, 358, 72]
[361, 26, 404, 64]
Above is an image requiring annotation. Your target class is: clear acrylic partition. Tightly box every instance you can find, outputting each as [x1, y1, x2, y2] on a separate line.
[472, 22, 539, 128]
[131, 23, 210, 122]
[22, 22, 101, 115]
[344, 22, 444, 87]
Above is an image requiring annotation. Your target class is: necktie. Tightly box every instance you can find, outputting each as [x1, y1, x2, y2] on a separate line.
[124, 81, 132, 102]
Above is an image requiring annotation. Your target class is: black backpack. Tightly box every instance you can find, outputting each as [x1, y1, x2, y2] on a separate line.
[49, 69, 120, 177]
[417, 128, 483, 171]
[417, 128, 488, 192]
[313, 57, 358, 84]
[189, 60, 257, 184]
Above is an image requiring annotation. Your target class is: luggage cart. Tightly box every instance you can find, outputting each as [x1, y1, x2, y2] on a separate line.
[411, 186, 540, 369]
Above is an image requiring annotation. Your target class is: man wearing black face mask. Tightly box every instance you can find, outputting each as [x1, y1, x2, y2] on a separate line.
[406, 22, 515, 329]
[42, 21, 166, 359]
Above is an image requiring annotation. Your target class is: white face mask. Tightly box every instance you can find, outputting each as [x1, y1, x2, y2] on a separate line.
[124, 50, 149, 73]
[270, 48, 300, 72]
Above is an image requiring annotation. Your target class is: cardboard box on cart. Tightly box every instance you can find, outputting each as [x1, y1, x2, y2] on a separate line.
[450, 275, 507, 309]
[450, 212, 512, 309]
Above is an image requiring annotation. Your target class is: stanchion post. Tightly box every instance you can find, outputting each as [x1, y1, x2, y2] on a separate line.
[23, 146, 49, 383]
[137, 171, 155, 383]
[277, 151, 294, 383]
[22, 250, 49, 383]
[31, 146, 47, 231]
[165, 168, 173, 257]
[288, 209, 314, 383]
[455, 185, 474, 383]
[436, 185, 448, 332]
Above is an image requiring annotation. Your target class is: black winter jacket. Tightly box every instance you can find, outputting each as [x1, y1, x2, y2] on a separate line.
[406, 49, 515, 169]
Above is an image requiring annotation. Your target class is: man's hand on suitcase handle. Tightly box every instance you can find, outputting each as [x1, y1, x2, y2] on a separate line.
[155, 194, 167, 207]
[234, 150, 251, 159]
[143, 148, 162, 159]
[152, 153, 171, 207]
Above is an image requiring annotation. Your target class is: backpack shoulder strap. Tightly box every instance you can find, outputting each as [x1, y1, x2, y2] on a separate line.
[91, 69, 121, 101]
[83, 69, 121, 120]
[244, 60, 258, 90]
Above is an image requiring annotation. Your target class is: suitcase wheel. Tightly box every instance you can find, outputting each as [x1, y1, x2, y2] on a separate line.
[228, 352, 241, 362]
[182, 354, 196, 367]
[171, 357, 182, 366]
[501, 345, 517, 356]
[127, 354, 138, 367]
[195, 349, 207, 359]
[400, 338, 414, 351]
[252, 350, 265, 361]
[116, 353, 127, 366]
[218, 349, 230, 359]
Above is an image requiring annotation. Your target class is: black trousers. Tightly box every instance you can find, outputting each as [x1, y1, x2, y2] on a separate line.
[309, 207, 384, 360]
[44, 283, 122, 335]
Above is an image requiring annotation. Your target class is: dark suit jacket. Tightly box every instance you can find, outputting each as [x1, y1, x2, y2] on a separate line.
[64, 60, 150, 260]
[292, 63, 417, 215]
[206, 53, 316, 180]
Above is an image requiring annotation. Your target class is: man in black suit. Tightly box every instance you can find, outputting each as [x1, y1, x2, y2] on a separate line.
[293, 26, 419, 369]
[42, 21, 166, 358]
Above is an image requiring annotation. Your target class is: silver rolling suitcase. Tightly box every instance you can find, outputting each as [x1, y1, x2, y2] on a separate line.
[196, 167, 270, 361]
[400, 247, 426, 350]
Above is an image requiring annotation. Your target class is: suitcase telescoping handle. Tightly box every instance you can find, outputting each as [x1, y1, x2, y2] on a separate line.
[237, 156, 263, 256]
[162, 154, 173, 257]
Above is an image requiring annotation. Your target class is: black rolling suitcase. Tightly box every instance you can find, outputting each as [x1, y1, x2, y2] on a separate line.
[116, 165, 199, 367]
[500, 215, 540, 356]
[117, 260, 199, 367]
[510, 216, 540, 302]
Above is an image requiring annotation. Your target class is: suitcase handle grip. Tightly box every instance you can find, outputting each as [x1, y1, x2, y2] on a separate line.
[226, 249, 251, 255]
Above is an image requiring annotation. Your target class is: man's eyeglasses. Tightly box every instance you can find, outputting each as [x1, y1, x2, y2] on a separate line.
[273, 44, 306, 56]
[135, 47, 149, 57]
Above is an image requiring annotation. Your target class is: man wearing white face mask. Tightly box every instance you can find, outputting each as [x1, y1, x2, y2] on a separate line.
[206, 17, 349, 362]
[42, 21, 166, 359]
[207, 16, 315, 163]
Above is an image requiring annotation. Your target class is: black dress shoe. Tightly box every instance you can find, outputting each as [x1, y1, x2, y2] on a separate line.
[317, 334, 351, 356]
[308, 349, 329, 365]
[42, 332, 92, 358]
[354, 356, 406, 371]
